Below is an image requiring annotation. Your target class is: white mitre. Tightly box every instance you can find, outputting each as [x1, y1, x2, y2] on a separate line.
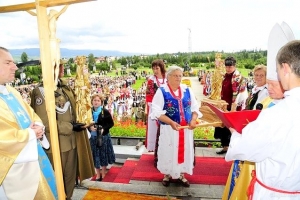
[267, 22, 295, 81]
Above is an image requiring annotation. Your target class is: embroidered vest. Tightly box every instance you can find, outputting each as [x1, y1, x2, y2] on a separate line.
[159, 87, 192, 124]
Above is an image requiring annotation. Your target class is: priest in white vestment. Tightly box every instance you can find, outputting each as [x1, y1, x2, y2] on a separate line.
[226, 40, 300, 199]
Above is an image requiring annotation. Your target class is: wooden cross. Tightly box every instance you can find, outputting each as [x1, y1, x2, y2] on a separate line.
[0, 1, 95, 199]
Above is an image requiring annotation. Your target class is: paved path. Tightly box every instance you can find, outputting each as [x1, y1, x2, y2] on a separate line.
[72, 77, 226, 200]
[189, 76, 205, 104]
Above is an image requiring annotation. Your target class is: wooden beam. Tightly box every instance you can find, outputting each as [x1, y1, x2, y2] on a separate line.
[0, 0, 95, 13]
[0, 3, 36, 13]
[39, 0, 96, 7]
[34, 1, 65, 199]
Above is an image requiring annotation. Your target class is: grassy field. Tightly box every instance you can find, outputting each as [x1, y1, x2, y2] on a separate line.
[132, 79, 146, 90]
[89, 66, 249, 93]
[194, 67, 250, 78]
[94, 65, 250, 79]
[238, 68, 251, 77]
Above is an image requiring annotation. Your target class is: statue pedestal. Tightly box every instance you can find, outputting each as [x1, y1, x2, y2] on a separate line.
[199, 98, 228, 126]
[201, 98, 228, 111]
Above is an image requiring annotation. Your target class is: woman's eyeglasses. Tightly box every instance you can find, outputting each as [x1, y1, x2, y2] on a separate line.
[254, 74, 265, 78]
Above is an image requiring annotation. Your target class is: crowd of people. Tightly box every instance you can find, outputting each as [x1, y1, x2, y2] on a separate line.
[69, 75, 147, 122]
[2, 22, 300, 200]
[12, 73, 148, 125]
[200, 66, 258, 98]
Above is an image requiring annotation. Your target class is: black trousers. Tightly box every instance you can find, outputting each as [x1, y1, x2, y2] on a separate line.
[214, 127, 231, 147]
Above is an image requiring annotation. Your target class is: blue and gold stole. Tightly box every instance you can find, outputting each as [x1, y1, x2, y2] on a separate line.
[0, 92, 58, 199]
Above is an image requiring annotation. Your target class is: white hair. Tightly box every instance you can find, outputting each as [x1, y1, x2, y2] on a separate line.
[166, 65, 183, 78]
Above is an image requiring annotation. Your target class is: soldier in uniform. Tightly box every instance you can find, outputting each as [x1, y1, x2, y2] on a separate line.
[31, 64, 94, 200]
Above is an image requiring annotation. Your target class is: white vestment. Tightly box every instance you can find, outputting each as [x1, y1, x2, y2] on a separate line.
[226, 87, 300, 199]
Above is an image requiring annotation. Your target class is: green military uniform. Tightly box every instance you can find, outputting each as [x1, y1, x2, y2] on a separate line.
[31, 80, 94, 199]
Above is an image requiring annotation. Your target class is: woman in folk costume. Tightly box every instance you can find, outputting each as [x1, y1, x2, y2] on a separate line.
[150, 65, 202, 187]
[222, 23, 294, 200]
[214, 56, 248, 155]
[107, 99, 114, 118]
[0, 47, 57, 200]
[145, 59, 167, 153]
[117, 101, 125, 120]
[202, 71, 211, 96]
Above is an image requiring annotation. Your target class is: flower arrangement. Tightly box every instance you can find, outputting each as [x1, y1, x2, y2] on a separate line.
[110, 118, 146, 137]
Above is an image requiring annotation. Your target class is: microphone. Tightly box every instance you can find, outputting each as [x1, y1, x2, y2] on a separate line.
[256, 103, 263, 110]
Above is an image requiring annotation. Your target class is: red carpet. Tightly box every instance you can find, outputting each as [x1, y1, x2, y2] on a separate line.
[102, 166, 122, 182]
[130, 154, 232, 185]
[111, 160, 138, 183]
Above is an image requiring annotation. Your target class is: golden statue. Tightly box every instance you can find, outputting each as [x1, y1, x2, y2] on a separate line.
[200, 53, 228, 126]
[209, 53, 225, 100]
[74, 56, 93, 124]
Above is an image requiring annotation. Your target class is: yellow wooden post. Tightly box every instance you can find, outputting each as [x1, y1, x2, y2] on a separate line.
[34, 1, 65, 199]
[0, 1, 95, 199]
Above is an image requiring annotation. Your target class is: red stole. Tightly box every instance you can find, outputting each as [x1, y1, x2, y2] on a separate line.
[168, 84, 186, 164]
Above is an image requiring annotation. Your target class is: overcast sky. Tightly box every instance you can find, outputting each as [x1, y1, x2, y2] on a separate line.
[0, 0, 299, 55]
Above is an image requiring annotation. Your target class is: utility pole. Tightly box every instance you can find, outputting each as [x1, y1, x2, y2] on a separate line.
[188, 28, 192, 61]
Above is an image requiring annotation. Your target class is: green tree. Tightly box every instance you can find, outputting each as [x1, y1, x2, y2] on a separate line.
[68, 57, 74, 64]
[21, 52, 28, 63]
[88, 53, 95, 70]
[119, 57, 127, 66]
[131, 64, 138, 70]
[97, 62, 109, 71]
[132, 55, 140, 64]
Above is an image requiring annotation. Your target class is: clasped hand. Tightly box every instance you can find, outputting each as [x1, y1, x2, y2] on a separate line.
[170, 121, 181, 131]
[30, 122, 44, 139]
[170, 119, 197, 131]
[89, 124, 97, 132]
[188, 119, 197, 130]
